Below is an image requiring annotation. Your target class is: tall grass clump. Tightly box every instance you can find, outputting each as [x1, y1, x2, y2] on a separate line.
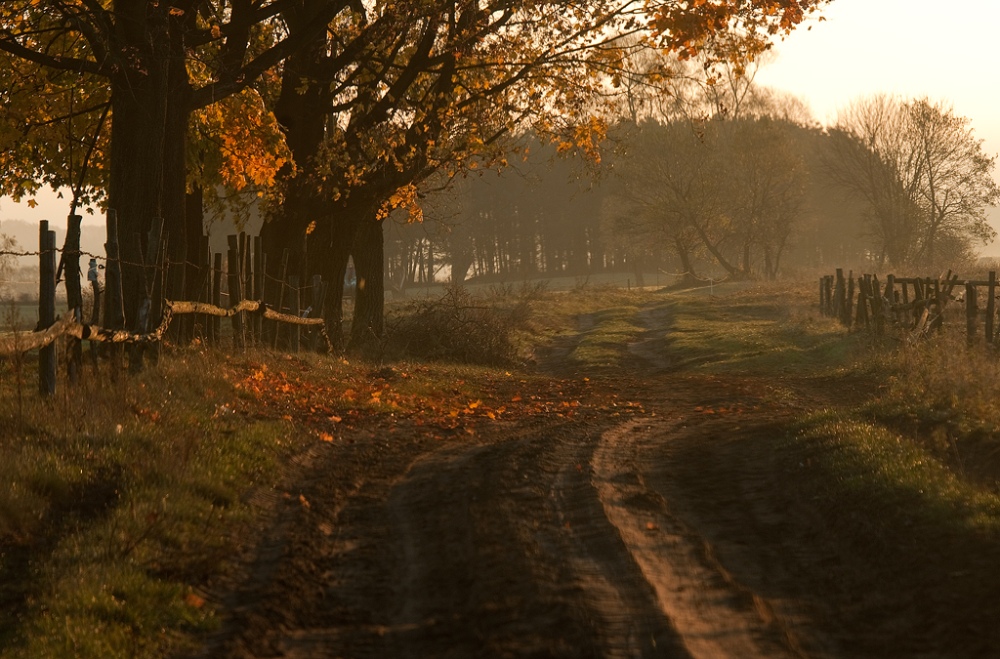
[871, 331, 1000, 486]
[383, 285, 540, 366]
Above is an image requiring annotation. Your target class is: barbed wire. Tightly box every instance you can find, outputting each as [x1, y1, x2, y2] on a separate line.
[0, 248, 330, 293]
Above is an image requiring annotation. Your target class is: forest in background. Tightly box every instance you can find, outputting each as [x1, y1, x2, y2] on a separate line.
[385, 65, 1000, 290]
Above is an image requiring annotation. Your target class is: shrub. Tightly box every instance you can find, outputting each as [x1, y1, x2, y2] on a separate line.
[383, 285, 539, 365]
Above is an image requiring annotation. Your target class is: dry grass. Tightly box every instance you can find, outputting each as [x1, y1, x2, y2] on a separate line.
[866, 330, 1000, 489]
[0, 348, 301, 658]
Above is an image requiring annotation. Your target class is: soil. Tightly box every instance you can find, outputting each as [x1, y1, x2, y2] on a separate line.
[191, 303, 998, 659]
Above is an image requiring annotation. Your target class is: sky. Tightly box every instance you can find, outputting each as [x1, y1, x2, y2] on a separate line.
[4, 0, 1000, 250]
[753, 0, 1000, 254]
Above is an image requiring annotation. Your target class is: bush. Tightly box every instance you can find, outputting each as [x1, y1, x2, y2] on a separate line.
[383, 285, 539, 365]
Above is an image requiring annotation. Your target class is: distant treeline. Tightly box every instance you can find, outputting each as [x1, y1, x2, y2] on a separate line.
[384, 95, 997, 288]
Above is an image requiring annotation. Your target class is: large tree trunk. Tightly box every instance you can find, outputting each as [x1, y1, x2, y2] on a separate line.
[450, 249, 474, 285]
[349, 217, 386, 351]
[262, 14, 330, 279]
[106, 3, 171, 335]
[673, 236, 701, 286]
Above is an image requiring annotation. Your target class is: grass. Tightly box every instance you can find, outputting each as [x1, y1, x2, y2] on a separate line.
[0, 350, 292, 657]
[0, 340, 539, 658]
[662, 282, 864, 374]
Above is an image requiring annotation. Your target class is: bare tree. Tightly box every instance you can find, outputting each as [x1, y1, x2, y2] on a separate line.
[826, 94, 998, 268]
[716, 116, 807, 279]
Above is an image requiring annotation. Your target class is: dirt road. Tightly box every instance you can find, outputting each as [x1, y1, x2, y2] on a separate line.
[193, 303, 891, 658]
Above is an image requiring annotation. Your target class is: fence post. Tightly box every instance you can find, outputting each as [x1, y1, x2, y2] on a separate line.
[63, 214, 83, 383]
[253, 236, 263, 344]
[211, 252, 222, 346]
[227, 235, 244, 349]
[38, 221, 57, 397]
[842, 270, 855, 327]
[932, 278, 943, 333]
[288, 274, 300, 352]
[987, 271, 996, 346]
[309, 274, 325, 352]
[966, 281, 978, 345]
[272, 248, 290, 349]
[89, 259, 101, 369]
[871, 274, 884, 335]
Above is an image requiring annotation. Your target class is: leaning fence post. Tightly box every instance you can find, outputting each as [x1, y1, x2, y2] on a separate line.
[38, 221, 57, 397]
[932, 278, 943, 333]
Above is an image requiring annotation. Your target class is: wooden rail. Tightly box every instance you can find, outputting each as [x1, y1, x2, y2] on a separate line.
[9, 218, 336, 397]
[0, 299, 331, 357]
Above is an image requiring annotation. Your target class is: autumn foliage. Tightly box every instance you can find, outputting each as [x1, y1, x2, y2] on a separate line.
[0, 0, 828, 346]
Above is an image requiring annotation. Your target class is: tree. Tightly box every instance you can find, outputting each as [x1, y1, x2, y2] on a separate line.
[715, 116, 806, 279]
[606, 119, 724, 283]
[826, 94, 998, 268]
[0, 1, 348, 335]
[2, 0, 828, 350]
[908, 98, 999, 264]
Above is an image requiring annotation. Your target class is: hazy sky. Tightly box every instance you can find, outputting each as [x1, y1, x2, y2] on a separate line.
[4, 0, 1000, 250]
[753, 0, 1000, 254]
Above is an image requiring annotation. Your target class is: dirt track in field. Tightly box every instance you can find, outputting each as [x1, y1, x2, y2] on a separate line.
[191, 300, 992, 658]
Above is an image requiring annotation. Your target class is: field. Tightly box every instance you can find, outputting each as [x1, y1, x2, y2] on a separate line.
[1, 281, 999, 658]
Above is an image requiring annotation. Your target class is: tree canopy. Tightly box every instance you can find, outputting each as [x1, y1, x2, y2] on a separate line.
[0, 0, 828, 347]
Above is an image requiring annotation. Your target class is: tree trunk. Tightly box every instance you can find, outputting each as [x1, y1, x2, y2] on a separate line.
[451, 249, 474, 285]
[262, 17, 331, 284]
[673, 236, 701, 286]
[349, 217, 385, 350]
[312, 216, 353, 351]
[106, 2, 171, 333]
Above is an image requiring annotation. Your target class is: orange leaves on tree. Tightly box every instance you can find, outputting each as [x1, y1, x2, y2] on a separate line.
[650, 0, 827, 64]
[189, 87, 290, 203]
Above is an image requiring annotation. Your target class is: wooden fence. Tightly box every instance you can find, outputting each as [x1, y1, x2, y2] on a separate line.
[0, 218, 332, 398]
[820, 268, 1000, 344]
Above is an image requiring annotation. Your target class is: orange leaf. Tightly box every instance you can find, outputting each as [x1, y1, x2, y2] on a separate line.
[185, 593, 205, 608]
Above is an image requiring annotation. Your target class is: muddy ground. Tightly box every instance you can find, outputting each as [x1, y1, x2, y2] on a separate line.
[191, 304, 998, 658]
